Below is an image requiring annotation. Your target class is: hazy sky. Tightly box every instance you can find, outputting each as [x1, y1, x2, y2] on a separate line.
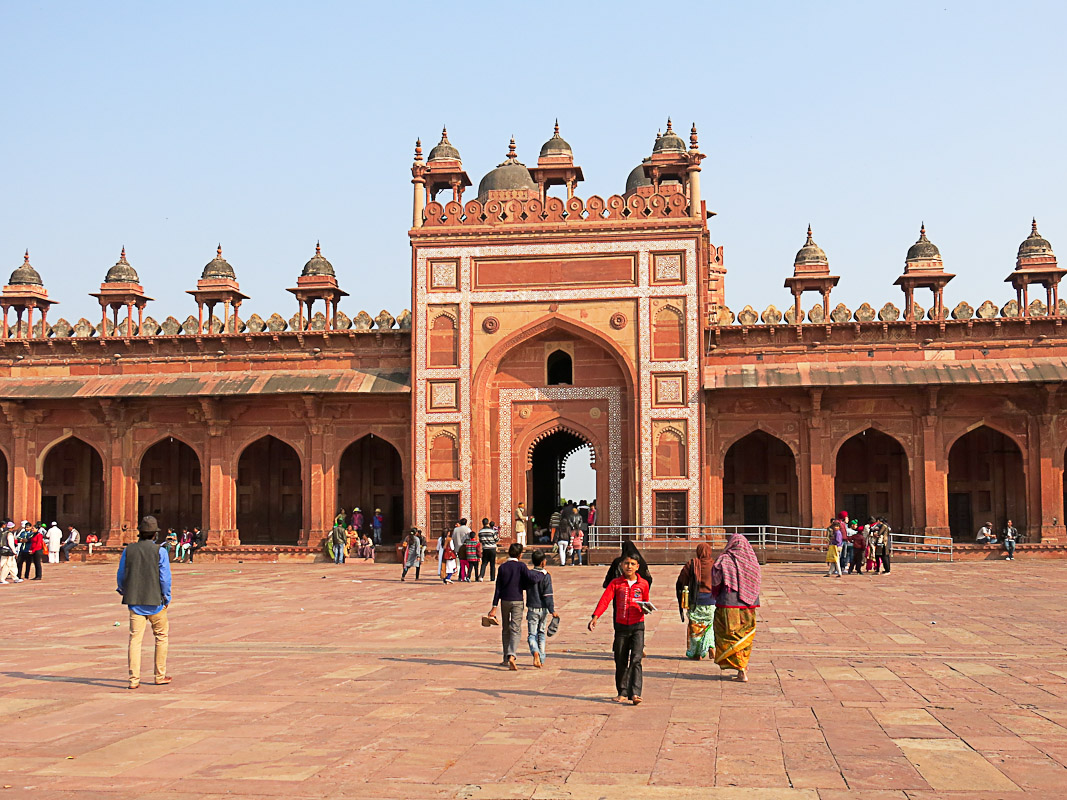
[2, 1, 1064, 324]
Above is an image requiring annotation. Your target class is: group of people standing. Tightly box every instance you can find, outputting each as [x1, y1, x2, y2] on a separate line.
[334, 507, 385, 544]
[1, 520, 82, 583]
[434, 518, 501, 583]
[825, 513, 892, 576]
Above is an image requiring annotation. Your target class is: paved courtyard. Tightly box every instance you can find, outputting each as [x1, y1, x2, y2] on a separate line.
[1, 557, 1066, 799]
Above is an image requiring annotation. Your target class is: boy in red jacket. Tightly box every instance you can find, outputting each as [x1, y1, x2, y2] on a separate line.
[589, 554, 652, 705]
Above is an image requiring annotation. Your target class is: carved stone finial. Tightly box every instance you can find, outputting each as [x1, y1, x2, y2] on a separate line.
[217, 243, 223, 259]
[554, 118, 559, 136]
[665, 117, 674, 134]
[806, 224, 814, 244]
[441, 125, 448, 141]
[315, 240, 321, 257]
[507, 136, 517, 160]
[919, 222, 927, 240]
[24, 249, 30, 263]
[414, 138, 423, 161]
[1033, 217, 1039, 236]
[120, 246, 127, 262]
[689, 122, 698, 149]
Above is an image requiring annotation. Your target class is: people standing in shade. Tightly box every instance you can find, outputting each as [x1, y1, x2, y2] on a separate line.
[554, 506, 572, 566]
[330, 523, 348, 564]
[676, 543, 716, 660]
[401, 527, 425, 580]
[60, 525, 80, 562]
[116, 516, 172, 689]
[0, 522, 21, 584]
[570, 524, 584, 566]
[525, 551, 558, 668]
[514, 503, 528, 548]
[846, 524, 867, 574]
[15, 522, 32, 579]
[589, 552, 651, 704]
[711, 533, 761, 682]
[372, 508, 384, 545]
[825, 517, 843, 577]
[487, 543, 544, 670]
[352, 507, 364, 534]
[334, 509, 347, 528]
[1002, 519, 1018, 560]
[478, 518, 499, 582]
[454, 518, 472, 581]
[441, 531, 458, 584]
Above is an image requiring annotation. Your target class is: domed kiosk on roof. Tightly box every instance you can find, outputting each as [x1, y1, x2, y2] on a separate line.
[289, 242, 347, 332]
[794, 225, 829, 271]
[9, 250, 43, 287]
[104, 248, 140, 284]
[1018, 218, 1055, 260]
[477, 138, 538, 202]
[302, 242, 336, 278]
[427, 127, 462, 164]
[92, 247, 153, 338]
[538, 121, 572, 160]
[905, 224, 942, 264]
[2, 250, 55, 340]
[202, 244, 236, 280]
[896, 224, 954, 321]
[1007, 219, 1065, 317]
[652, 118, 687, 154]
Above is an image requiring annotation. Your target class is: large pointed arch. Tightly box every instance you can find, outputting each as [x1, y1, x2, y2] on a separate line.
[834, 428, 912, 531]
[236, 435, 302, 545]
[722, 430, 798, 527]
[947, 424, 1026, 541]
[137, 436, 203, 533]
[39, 435, 106, 537]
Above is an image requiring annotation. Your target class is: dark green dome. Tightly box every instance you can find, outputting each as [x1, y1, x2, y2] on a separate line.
[104, 248, 139, 283]
[9, 251, 42, 286]
[477, 139, 537, 201]
[427, 127, 461, 163]
[539, 121, 572, 159]
[652, 119, 686, 154]
[625, 160, 652, 194]
[906, 224, 941, 262]
[1018, 219, 1054, 259]
[202, 245, 235, 279]
[302, 242, 335, 277]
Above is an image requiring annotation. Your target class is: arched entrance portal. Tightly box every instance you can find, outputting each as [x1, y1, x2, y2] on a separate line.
[337, 435, 404, 542]
[41, 437, 105, 536]
[529, 429, 592, 533]
[237, 436, 302, 545]
[723, 431, 798, 528]
[0, 450, 7, 523]
[948, 426, 1025, 541]
[138, 438, 202, 533]
[835, 429, 911, 531]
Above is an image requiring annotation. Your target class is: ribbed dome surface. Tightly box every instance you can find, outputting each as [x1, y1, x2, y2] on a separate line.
[201, 245, 235, 279]
[1018, 219, 1055, 259]
[625, 161, 652, 193]
[906, 224, 941, 262]
[104, 248, 139, 283]
[794, 226, 828, 267]
[302, 243, 335, 277]
[427, 127, 461, 163]
[9, 251, 43, 286]
[477, 139, 537, 201]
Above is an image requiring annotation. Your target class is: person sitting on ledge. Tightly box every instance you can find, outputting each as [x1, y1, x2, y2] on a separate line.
[976, 522, 997, 544]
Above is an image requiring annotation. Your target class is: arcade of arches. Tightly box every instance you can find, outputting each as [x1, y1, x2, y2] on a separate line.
[723, 431, 798, 528]
[948, 426, 1025, 541]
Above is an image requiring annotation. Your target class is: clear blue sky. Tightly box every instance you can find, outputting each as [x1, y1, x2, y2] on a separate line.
[2, 1, 1064, 324]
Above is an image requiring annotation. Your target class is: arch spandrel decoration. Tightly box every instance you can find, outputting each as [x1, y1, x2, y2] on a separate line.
[526, 422, 598, 467]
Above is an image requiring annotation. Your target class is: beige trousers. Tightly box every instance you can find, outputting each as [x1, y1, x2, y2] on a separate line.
[128, 608, 169, 685]
[0, 555, 16, 582]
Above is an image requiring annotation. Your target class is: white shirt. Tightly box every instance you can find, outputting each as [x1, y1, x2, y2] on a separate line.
[47, 526, 62, 547]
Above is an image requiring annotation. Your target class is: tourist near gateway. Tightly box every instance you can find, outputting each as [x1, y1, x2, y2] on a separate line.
[0, 119, 1065, 556]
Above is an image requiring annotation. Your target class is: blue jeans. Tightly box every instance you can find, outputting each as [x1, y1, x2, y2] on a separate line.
[1005, 539, 1016, 557]
[840, 541, 852, 569]
[570, 549, 583, 565]
[333, 546, 345, 564]
[527, 607, 549, 660]
[373, 527, 382, 545]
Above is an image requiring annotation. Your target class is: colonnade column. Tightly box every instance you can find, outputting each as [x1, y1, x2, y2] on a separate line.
[2, 403, 41, 527]
[918, 417, 949, 540]
[303, 421, 330, 547]
[1032, 411, 1063, 542]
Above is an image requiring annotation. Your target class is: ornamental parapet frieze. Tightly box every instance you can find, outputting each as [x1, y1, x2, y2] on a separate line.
[417, 192, 695, 229]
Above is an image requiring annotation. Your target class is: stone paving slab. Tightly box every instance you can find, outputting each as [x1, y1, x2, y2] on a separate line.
[2, 560, 1067, 797]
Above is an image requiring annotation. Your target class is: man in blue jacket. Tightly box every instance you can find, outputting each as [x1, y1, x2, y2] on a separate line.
[116, 515, 172, 689]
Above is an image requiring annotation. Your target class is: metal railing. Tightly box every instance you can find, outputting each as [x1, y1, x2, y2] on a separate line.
[587, 525, 954, 562]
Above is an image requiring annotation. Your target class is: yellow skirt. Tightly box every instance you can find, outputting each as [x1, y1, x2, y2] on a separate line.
[713, 606, 756, 671]
[825, 544, 840, 564]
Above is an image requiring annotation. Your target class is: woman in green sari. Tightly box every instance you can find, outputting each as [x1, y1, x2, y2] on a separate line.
[676, 543, 717, 660]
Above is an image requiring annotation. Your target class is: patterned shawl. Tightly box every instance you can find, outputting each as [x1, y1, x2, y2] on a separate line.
[713, 534, 761, 605]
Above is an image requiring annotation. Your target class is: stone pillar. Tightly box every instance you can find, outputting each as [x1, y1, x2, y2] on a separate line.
[687, 165, 702, 220]
[5, 411, 38, 526]
[303, 423, 329, 547]
[919, 417, 949, 540]
[802, 392, 833, 529]
[205, 429, 237, 545]
[704, 415, 722, 526]
[106, 433, 137, 544]
[412, 175, 426, 229]
[1033, 413, 1063, 542]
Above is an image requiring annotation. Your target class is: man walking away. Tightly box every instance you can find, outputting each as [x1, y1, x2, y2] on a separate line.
[116, 516, 172, 690]
[478, 518, 498, 582]
[487, 543, 543, 670]
[0, 522, 21, 584]
[526, 551, 558, 668]
[555, 507, 571, 566]
[454, 518, 472, 581]
[60, 526, 80, 562]
[1003, 520, 1017, 560]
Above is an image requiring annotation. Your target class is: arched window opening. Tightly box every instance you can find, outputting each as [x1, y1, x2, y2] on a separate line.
[654, 430, 686, 478]
[429, 314, 458, 367]
[546, 349, 573, 385]
[652, 307, 685, 361]
[429, 433, 458, 481]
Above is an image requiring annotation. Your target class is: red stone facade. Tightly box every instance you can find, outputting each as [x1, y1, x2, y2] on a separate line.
[3, 123, 1065, 547]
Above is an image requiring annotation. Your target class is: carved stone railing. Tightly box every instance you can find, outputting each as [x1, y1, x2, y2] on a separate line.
[420, 191, 692, 228]
[712, 298, 1065, 327]
[0, 308, 412, 340]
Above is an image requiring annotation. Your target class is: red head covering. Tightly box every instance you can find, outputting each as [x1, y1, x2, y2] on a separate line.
[837, 510, 849, 521]
[691, 542, 716, 594]
[713, 534, 762, 605]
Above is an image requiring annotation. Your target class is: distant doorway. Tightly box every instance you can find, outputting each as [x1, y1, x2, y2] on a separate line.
[41, 437, 105, 537]
[236, 436, 302, 545]
[528, 429, 591, 534]
[138, 438, 203, 533]
[337, 435, 404, 542]
[948, 426, 1025, 540]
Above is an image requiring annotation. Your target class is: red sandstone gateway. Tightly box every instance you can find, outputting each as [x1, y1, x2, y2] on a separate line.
[1, 121, 1063, 550]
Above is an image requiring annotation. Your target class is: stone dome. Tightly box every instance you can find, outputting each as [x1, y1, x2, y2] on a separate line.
[794, 226, 828, 267]
[539, 121, 572, 159]
[906, 224, 941, 262]
[9, 251, 43, 286]
[104, 248, 139, 283]
[625, 160, 652, 193]
[427, 127, 461, 163]
[302, 242, 335, 277]
[1018, 219, 1055, 260]
[477, 139, 537, 201]
[652, 119, 686, 154]
[202, 245, 235, 280]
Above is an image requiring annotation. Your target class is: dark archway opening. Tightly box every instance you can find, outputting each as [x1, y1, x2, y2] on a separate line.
[41, 438, 105, 536]
[0, 450, 7, 521]
[546, 350, 573, 385]
[138, 438, 202, 534]
[835, 429, 911, 532]
[337, 435, 404, 542]
[237, 436, 302, 545]
[723, 431, 798, 529]
[528, 429, 588, 533]
[948, 426, 1025, 541]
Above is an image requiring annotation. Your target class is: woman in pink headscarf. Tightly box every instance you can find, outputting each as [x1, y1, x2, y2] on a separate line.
[711, 534, 761, 682]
